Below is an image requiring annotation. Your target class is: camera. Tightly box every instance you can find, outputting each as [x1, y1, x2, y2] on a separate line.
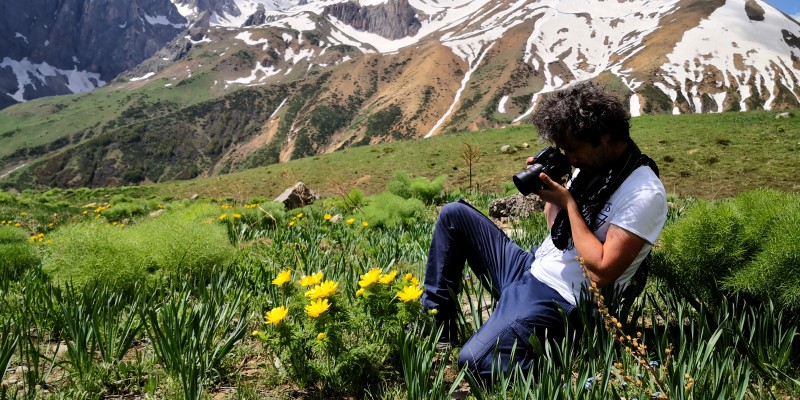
[513, 146, 572, 196]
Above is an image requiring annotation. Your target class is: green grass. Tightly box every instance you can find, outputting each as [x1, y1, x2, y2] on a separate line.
[0, 69, 222, 161]
[0, 190, 798, 399]
[153, 110, 800, 201]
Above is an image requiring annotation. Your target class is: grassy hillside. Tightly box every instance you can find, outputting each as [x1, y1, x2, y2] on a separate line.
[154, 110, 800, 201]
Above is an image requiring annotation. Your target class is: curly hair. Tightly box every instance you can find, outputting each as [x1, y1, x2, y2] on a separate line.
[530, 81, 630, 147]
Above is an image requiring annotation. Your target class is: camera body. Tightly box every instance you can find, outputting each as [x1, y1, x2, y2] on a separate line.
[513, 146, 572, 196]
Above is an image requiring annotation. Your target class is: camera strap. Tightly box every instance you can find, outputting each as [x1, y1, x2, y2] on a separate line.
[550, 139, 658, 251]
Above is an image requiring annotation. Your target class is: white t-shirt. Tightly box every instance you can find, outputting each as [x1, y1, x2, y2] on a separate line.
[530, 165, 667, 305]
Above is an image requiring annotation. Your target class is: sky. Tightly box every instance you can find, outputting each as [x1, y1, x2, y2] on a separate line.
[767, 0, 800, 20]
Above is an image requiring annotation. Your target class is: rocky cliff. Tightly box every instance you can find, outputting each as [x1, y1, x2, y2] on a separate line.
[323, 0, 421, 40]
[0, 0, 186, 108]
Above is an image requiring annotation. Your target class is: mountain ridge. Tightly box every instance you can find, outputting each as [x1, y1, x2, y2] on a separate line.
[1, 0, 800, 190]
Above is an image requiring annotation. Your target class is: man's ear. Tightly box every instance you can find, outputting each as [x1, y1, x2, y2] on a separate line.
[595, 133, 612, 148]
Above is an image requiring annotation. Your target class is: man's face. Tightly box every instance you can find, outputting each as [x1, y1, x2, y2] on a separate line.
[556, 135, 611, 172]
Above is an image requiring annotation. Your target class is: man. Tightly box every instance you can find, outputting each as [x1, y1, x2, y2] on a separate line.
[421, 81, 668, 384]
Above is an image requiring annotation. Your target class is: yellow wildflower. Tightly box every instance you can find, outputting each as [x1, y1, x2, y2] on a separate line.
[19, 212, 27, 217]
[252, 330, 260, 336]
[82, 211, 89, 215]
[355, 288, 365, 297]
[346, 218, 355, 225]
[403, 273, 420, 286]
[219, 214, 227, 220]
[362, 221, 369, 227]
[289, 220, 295, 227]
[379, 270, 398, 284]
[305, 298, 330, 318]
[304, 280, 338, 299]
[265, 306, 289, 325]
[232, 213, 241, 219]
[272, 269, 292, 286]
[358, 268, 382, 288]
[296, 212, 304, 218]
[324, 213, 332, 220]
[316, 332, 327, 341]
[397, 285, 423, 302]
[428, 309, 439, 316]
[299, 271, 324, 287]
[14, 223, 20, 228]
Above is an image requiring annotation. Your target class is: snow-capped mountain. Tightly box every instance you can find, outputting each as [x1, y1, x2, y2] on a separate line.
[169, 0, 800, 119]
[2, 0, 800, 189]
[0, 0, 187, 109]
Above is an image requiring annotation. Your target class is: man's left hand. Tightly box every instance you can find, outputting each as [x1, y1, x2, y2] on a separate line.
[535, 172, 572, 209]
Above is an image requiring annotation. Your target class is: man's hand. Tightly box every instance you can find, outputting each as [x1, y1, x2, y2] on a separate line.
[534, 172, 572, 210]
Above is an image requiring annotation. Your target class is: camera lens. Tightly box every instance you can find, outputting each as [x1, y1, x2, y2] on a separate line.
[513, 164, 545, 196]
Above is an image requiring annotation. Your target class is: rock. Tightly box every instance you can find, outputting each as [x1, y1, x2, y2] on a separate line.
[522, 143, 529, 148]
[488, 193, 545, 220]
[322, 0, 421, 40]
[190, 193, 200, 201]
[776, 112, 793, 119]
[149, 209, 167, 218]
[330, 214, 343, 223]
[274, 182, 320, 210]
[500, 145, 511, 153]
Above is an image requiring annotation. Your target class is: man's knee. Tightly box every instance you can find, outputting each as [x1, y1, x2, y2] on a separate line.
[457, 350, 485, 378]
[438, 200, 473, 223]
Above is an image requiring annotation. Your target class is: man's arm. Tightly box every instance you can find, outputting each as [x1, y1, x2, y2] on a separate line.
[544, 202, 559, 230]
[535, 173, 647, 287]
[560, 197, 648, 286]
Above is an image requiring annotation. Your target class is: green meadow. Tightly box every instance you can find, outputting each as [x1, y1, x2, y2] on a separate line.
[0, 110, 799, 399]
[154, 110, 800, 201]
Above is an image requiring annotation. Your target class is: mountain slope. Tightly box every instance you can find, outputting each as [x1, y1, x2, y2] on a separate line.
[0, 0, 187, 109]
[1, 0, 799, 189]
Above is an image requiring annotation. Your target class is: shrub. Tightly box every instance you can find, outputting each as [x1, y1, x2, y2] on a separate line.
[136, 203, 236, 277]
[42, 221, 150, 291]
[652, 189, 800, 309]
[386, 171, 447, 205]
[43, 203, 235, 291]
[0, 191, 15, 204]
[101, 201, 146, 221]
[359, 192, 427, 228]
[336, 189, 366, 213]
[0, 226, 40, 281]
[724, 195, 800, 307]
[386, 171, 413, 199]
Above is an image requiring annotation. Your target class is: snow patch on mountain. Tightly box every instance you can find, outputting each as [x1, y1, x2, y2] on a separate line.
[0, 57, 105, 102]
[145, 14, 188, 28]
[661, 0, 800, 112]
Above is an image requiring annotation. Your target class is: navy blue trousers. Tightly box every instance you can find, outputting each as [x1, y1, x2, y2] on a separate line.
[422, 199, 577, 383]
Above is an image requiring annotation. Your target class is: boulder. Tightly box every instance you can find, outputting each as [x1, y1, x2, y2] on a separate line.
[274, 182, 320, 210]
[488, 193, 545, 220]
